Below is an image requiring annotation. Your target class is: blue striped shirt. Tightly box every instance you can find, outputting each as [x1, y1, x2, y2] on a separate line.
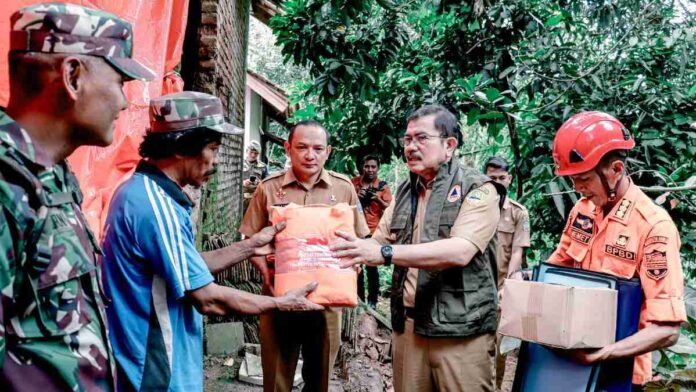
[102, 161, 213, 391]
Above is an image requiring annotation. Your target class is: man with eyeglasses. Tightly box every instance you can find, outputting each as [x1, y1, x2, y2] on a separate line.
[332, 105, 504, 391]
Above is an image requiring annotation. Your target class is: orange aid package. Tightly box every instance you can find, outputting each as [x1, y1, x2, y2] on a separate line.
[271, 203, 358, 307]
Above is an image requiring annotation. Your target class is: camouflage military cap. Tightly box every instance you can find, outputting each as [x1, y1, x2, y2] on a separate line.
[248, 140, 262, 151]
[149, 91, 243, 135]
[10, 2, 155, 81]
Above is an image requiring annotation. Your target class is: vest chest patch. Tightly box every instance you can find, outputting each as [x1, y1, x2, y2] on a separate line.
[448, 185, 461, 202]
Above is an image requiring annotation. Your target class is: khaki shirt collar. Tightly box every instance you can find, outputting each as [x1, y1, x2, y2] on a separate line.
[282, 168, 332, 189]
[502, 195, 511, 210]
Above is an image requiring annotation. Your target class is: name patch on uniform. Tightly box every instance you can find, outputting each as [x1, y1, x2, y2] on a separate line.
[645, 250, 668, 280]
[448, 185, 461, 202]
[272, 203, 289, 207]
[571, 213, 594, 241]
[571, 230, 592, 244]
[604, 244, 636, 262]
[645, 236, 668, 246]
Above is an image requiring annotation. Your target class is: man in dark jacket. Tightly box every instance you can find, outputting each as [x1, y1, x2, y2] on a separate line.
[332, 105, 503, 392]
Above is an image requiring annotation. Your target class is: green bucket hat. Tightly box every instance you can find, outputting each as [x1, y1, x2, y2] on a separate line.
[149, 91, 243, 135]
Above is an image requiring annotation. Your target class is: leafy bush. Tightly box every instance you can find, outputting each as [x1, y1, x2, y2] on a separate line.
[270, 0, 696, 278]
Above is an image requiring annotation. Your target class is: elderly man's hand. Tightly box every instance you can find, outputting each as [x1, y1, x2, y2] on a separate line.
[331, 231, 384, 268]
[250, 222, 286, 256]
[275, 282, 325, 311]
[249, 255, 274, 294]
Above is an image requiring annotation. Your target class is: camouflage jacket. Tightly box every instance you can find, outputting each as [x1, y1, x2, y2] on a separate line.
[0, 111, 115, 391]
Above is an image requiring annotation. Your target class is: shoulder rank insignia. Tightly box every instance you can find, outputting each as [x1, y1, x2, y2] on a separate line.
[615, 199, 631, 219]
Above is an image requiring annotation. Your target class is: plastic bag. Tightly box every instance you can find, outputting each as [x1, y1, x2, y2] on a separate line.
[271, 203, 358, 307]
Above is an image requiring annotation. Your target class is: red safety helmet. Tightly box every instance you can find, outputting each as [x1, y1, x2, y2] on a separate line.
[553, 111, 635, 176]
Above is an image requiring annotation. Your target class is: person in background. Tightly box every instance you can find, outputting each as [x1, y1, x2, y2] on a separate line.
[484, 156, 530, 286]
[243, 140, 269, 212]
[352, 155, 392, 308]
[483, 155, 530, 390]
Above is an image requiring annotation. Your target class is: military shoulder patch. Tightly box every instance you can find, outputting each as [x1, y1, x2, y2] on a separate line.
[645, 250, 668, 280]
[464, 188, 484, 205]
[448, 185, 461, 202]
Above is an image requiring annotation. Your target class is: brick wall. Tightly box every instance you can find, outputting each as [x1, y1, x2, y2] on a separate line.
[181, 0, 260, 342]
[182, 0, 249, 245]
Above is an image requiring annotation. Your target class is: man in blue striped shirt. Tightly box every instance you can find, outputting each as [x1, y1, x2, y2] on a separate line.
[102, 92, 322, 392]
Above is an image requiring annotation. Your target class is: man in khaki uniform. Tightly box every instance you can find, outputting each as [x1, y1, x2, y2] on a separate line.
[484, 156, 530, 390]
[332, 105, 503, 392]
[243, 140, 268, 212]
[484, 156, 530, 286]
[240, 120, 369, 392]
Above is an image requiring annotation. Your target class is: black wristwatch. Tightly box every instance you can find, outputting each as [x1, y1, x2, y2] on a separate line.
[381, 245, 393, 266]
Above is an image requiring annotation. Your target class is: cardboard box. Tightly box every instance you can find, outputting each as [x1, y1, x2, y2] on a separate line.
[499, 279, 617, 349]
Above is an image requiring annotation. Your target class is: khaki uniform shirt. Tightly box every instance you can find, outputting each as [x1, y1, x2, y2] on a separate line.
[240, 168, 370, 239]
[496, 197, 530, 286]
[373, 181, 500, 308]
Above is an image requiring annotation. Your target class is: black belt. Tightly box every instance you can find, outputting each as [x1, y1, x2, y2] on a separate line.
[405, 307, 417, 319]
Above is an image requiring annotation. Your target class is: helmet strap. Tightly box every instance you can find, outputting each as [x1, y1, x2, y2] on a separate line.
[596, 167, 624, 203]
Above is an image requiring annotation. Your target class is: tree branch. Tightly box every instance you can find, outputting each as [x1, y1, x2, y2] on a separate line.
[542, 184, 696, 197]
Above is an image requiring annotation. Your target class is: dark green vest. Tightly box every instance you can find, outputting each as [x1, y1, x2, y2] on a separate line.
[389, 159, 504, 337]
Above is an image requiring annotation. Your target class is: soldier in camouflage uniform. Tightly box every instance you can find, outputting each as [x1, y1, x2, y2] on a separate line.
[0, 3, 154, 391]
[243, 140, 268, 212]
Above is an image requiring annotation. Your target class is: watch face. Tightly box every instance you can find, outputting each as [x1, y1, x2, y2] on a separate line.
[382, 245, 393, 258]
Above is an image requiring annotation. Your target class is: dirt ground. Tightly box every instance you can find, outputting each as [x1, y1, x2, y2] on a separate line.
[204, 303, 518, 392]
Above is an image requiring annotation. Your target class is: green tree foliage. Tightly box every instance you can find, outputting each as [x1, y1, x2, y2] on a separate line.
[270, 0, 696, 273]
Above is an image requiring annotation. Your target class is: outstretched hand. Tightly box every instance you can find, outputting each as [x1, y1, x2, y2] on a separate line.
[331, 231, 384, 268]
[251, 221, 286, 255]
[276, 282, 325, 311]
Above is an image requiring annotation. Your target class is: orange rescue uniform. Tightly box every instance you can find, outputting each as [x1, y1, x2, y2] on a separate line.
[548, 181, 686, 385]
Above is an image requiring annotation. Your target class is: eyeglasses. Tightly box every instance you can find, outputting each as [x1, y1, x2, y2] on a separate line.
[399, 133, 448, 148]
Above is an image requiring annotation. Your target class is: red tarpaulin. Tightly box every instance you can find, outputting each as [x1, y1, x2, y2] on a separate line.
[0, 0, 189, 238]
